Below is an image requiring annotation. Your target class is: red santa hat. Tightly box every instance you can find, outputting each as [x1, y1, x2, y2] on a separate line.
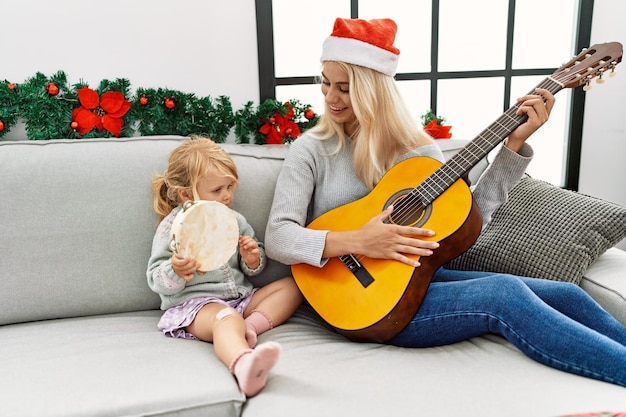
[320, 18, 400, 76]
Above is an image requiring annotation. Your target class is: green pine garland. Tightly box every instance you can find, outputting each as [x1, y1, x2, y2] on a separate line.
[0, 71, 319, 144]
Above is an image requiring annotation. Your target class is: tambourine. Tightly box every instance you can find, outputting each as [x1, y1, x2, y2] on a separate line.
[169, 200, 239, 272]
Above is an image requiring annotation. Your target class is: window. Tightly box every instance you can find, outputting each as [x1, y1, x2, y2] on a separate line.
[255, 0, 593, 189]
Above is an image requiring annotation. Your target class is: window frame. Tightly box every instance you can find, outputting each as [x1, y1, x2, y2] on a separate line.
[255, 0, 594, 190]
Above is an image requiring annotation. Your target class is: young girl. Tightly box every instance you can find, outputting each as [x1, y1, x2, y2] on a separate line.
[147, 136, 302, 397]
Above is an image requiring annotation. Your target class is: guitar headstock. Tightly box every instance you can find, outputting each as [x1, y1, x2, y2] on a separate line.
[552, 42, 622, 90]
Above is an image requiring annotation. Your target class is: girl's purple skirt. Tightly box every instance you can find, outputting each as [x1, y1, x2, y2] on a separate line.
[158, 290, 257, 340]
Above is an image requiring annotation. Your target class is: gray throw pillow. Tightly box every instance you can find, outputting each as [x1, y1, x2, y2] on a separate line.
[446, 176, 626, 284]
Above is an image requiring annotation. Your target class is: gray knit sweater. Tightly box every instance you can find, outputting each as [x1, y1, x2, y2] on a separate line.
[265, 133, 532, 267]
[147, 205, 266, 310]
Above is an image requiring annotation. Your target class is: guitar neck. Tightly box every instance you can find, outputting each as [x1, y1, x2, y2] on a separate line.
[416, 76, 564, 205]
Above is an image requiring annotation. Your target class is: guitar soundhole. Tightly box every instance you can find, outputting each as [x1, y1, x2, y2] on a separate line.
[385, 189, 431, 227]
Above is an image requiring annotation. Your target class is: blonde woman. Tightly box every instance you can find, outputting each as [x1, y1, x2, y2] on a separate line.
[265, 17, 626, 387]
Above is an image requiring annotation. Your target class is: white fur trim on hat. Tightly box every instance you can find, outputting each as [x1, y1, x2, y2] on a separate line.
[321, 36, 399, 76]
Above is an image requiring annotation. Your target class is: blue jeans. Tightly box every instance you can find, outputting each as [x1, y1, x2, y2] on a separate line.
[388, 268, 626, 387]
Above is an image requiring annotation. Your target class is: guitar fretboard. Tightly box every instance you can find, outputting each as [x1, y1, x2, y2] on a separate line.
[410, 77, 564, 208]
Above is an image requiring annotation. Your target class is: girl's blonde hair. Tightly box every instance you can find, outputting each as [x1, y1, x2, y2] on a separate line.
[151, 135, 239, 220]
[309, 62, 433, 189]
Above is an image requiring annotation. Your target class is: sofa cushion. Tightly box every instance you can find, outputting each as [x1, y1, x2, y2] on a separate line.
[447, 175, 626, 284]
[0, 310, 244, 417]
[0, 137, 293, 325]
[242, 306, 626, 417]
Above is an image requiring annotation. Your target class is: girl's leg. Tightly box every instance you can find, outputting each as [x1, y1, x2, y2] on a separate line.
[243, 276, 303, 346]
[185, 303, 281, 397]
[389, 271, 626, 387]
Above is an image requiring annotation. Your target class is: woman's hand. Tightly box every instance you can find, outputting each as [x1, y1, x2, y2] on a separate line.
[239, 236, 261, 269]
[505, 88, 555, 152]
[324, 206, 439, 267]
[172, 255, 200, 282]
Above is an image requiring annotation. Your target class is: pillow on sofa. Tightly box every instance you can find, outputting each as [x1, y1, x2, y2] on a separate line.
[446, 176, 626, 285]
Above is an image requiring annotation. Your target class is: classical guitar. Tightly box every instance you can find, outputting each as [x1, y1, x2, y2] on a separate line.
[291, 42, 623, 343]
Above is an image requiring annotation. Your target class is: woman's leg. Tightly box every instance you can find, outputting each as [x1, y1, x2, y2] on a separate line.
[434, 268, 626, 347]
[389, 270, 626, 387]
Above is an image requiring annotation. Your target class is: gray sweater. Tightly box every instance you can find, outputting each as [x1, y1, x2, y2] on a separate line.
[147, 205, 266, 310]
[265, 133, 532, 267]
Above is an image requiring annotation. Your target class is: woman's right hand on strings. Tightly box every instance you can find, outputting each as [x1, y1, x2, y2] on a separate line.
[172, 255, 200, 281]
[324, 205, 439, 267]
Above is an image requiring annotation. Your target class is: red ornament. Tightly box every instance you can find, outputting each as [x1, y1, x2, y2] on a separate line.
[46, 83, 59, 96]
[70, 121, 79, 130]
[304, 109, 315, 120]
[139, 95, 148, 105]
[7, 83, 16, 91]
[164, 98, 176, 109]
[0, 120, 5, 132]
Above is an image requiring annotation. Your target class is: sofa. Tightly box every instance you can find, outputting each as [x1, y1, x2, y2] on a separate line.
[1, 135, 625, 417]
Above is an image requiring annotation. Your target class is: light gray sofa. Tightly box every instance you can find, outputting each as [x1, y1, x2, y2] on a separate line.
[1, 135, 625, 417]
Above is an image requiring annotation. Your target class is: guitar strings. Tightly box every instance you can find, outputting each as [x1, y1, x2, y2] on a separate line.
[348, 77, 563, 266]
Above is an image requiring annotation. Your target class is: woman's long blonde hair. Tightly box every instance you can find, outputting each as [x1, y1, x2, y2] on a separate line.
[309, 62, 433, 189]
[151, 136, 239, 220]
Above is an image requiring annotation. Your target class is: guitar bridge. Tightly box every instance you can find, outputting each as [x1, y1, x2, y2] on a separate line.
[339, 254, 374, 288]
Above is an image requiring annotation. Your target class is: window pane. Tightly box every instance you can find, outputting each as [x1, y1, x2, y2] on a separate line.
[512, 0, 578, 69]
[511, 76, 571, 186]
[436, 78, 504, 141]
[359, 0, 432, 73]
[396, 80, 431, 125]
[276, 84, 325, 116]
[438, 0, 508, 71]
[273, 0, 349, 77]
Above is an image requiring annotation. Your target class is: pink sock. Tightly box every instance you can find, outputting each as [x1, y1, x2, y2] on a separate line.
[229, 342, 281, 397]
[244, 310, 273, 348]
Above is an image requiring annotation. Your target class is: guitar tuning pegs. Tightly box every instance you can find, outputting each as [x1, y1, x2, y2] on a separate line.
[596, 72, 605, 84]
[583, 80, 592, 91]
[609, 62, 618, 78]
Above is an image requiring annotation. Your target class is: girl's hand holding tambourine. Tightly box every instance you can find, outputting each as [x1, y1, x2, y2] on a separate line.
[172, 255, 200, 282]
[239, 236, 260, 270]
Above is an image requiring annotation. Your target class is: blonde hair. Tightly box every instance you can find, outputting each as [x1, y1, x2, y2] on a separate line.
[151, 135, 239, 220]
[309, 62, 433, 189]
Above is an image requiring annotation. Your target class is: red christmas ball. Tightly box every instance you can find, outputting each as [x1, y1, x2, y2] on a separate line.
[46, 83, 59, 96]
[139, 95, 148, 105]
[304, 109, 315, 120]
[0, 120, 5, 132]
[70, 121, 78, 130]
[164, 98, 176, 109]
[7, 83, 16, 91]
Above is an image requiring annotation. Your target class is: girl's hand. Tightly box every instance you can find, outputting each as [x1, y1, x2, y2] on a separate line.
[355, 206, 439, 267]
[239, 236, 261, 269]
[172, 255, 200, 282]
[506, 88, 555, 152]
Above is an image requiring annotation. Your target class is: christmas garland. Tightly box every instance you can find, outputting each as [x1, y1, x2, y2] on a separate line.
[0, 70, 319, 144]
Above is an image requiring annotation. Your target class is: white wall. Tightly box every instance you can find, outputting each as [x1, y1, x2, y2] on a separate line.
[580, 0, 626, 250]
[2, 0, 624, 246]
[1, 0, 260, 141]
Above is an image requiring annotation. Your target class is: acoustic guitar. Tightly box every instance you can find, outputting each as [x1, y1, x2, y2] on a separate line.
[291, 42, 623, 343]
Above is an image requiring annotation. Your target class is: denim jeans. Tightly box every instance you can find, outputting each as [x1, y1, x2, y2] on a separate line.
[388, 268, 626, 387]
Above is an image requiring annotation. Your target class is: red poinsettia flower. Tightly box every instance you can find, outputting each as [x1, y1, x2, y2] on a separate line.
[71, 87, 131, 137]
[259, 103, 302, 144]
[423, 119, 452, 139]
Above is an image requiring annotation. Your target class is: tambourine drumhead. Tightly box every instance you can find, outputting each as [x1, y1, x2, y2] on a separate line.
[169, 200, 239, 272]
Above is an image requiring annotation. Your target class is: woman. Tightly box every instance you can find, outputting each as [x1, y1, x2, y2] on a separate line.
[265, 17, 626, 387]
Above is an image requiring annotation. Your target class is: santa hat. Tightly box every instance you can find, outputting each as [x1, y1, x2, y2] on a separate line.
[320, 18, 400, 76]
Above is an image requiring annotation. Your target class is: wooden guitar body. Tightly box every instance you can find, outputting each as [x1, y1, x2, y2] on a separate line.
[292, 156, 483, 342]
